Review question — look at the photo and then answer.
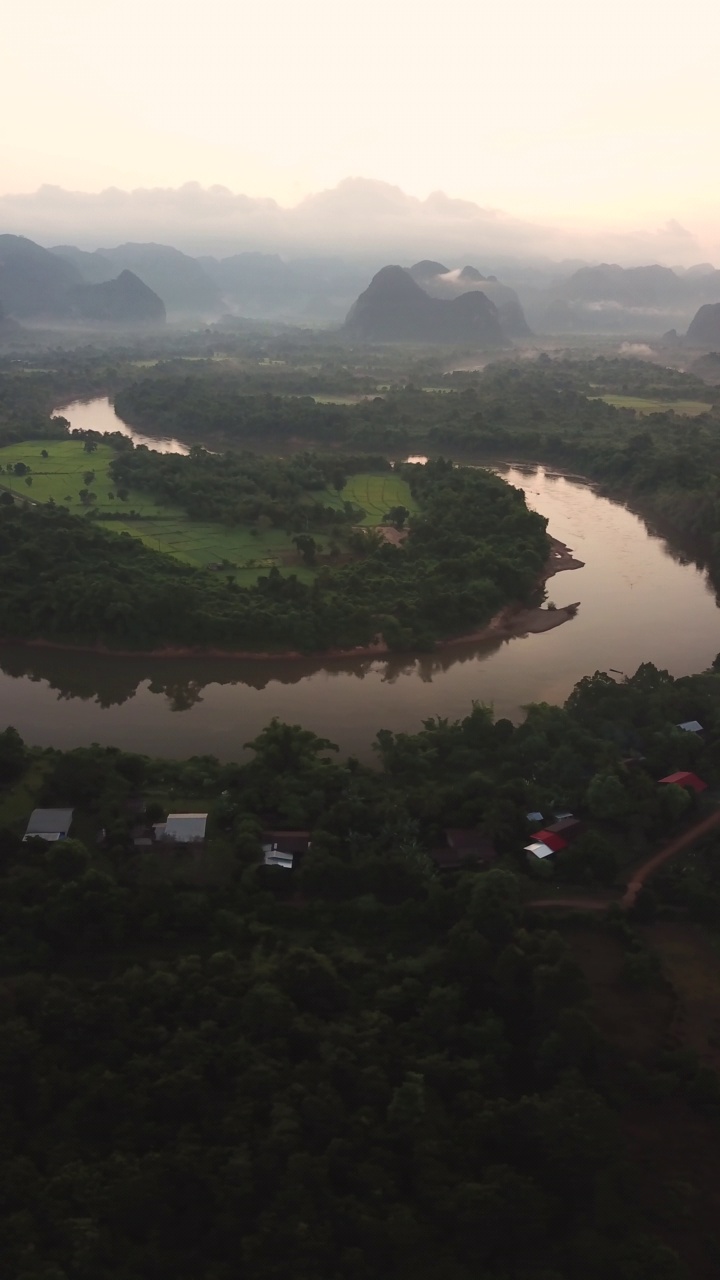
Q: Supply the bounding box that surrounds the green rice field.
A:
[591,394,712,416]
[0,439,416,578]
[323,472,418,526]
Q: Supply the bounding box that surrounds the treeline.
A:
[108,447,387,529]
[4,661,720,1276]
[0,460,548,651]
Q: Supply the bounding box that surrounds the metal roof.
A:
[525,841,555,859]
[677,721,703,733]
[24,808,73,836]
[163,813,208,842]
[264,850,294,869]
[659,771,707,792]
[526,811,543,822]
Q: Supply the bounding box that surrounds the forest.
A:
[3,660,720,1278]
[0,459,549,652]
[112,354,720,578]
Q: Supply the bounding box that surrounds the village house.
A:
[677,720,704,735]
[153,813,208,843]
[262,830,312,870]
[658,771,707,793]
[23,808,74,843]
[544,816,585,841]
[525,829,569,861]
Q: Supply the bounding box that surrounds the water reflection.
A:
[0,637,513,713]
[3,401,719,760]
[57,399,190,455]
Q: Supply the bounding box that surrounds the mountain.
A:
[408,260,451,283]
[408,261,532,337]
[94,243,222,318]
[67,271,166,325]
[537,262,720,334]
[0,298,21,337]
[50,245,117,284]
[0,234,165,326]
[686,303,720,346]
[344,266,505,345]
[0,234,82,318]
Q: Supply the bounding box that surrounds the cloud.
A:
[0,178,708,266]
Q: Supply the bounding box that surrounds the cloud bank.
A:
[0,178,709,267]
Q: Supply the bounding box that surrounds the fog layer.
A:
[0,179,708,267]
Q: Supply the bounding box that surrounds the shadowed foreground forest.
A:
[4,661,720,1277]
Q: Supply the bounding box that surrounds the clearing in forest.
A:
[0,439,415,578]
[591,394,712,416]
[323,472,418,526]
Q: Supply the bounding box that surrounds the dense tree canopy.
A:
[3,660,720,1277]
[0,459,548,652]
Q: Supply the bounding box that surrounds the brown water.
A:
[2,399,719,760]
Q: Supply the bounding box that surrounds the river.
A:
[1,397,719,761]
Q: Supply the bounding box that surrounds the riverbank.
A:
[6,537,583,663]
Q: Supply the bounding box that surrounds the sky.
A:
[3,0,720,257]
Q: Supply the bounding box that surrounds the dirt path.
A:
[620,808,720,909]
[529,807,720,915]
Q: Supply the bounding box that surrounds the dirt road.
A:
[620,807,720,909]
[528,807,720,915]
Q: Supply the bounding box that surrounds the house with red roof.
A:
[658,771,707,793]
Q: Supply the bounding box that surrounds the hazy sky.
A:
[3,0,720,239]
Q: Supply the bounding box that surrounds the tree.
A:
[41,449,49,458]
[586,773,630,820]
[24,476,32,487]
[293,534,317,566]
[0,491,13,507]
[383,504,410,529]
[83,439,98,453]
[0,726,26,783]
[83,470,96,486]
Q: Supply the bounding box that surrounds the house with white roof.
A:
[23,808,74,843]
[153,813,208,844]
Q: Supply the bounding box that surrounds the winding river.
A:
[1,398,719,761]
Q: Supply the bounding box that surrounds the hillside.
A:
[96,242,222,318]
[0,235,165,326]
[408,260,532,337]
[67,270,166,325]
[0,233,82,318]
[344,265,506,345]
[686,303,720,346]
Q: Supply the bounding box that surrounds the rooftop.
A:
[659,771,707,792]
[525,841,556,860]
[23,808,74,842]
[161,813,208,843]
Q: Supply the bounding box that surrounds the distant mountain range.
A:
[536,262,720,335]
[4,225,720,342]
[0,235,165,326]
[344,265,511,345]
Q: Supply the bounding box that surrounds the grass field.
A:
[0,439,416,577]
[591,394,712,416]
[322,472,418,526]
